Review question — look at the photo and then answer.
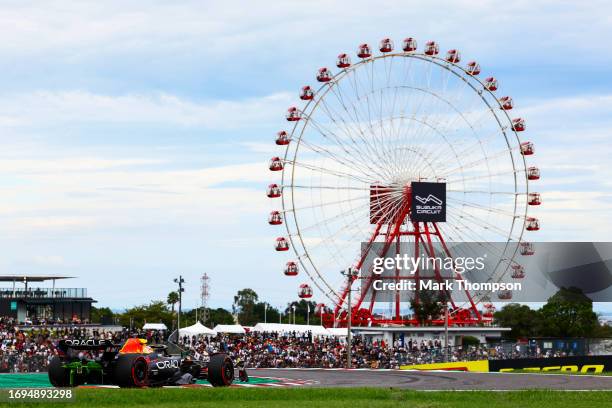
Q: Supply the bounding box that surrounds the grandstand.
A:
[0,275,97,324]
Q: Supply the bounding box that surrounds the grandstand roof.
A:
[0,274,74,282]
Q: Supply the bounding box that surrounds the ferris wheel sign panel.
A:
[410,182,446,222]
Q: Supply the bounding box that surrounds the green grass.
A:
[4,388,612,408]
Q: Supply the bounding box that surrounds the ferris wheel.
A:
[267,38,541,327]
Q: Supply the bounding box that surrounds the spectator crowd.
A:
[180,331,566,369]
[0,317,568,373]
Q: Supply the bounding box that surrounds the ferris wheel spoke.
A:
[446,197,527,220]
[323,86,399,177]
[288,185,370,191]
[446,168,520,184]
[295,191,401,236]
[424,126,509,176]
[288,159,375,184]
[436,222,513,278]
[351,62,397,167]
[446,203,521,241]
[387,114,465,182]
[447,196,520,218]
[304,106,396,180]
[290,194,368,213]
[299,138,389,181]
[399,89,480,180]
[296,199,406,262]
[438,219,517,266]
[304,107,381,170]
[405,62,500,193]
[439,146,514,178]
[447,189,516,195]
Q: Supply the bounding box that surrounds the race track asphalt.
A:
[252,368,612,390]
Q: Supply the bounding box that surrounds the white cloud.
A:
[0,90,292,129]
[1,1,611,65]
[0,157,271,233]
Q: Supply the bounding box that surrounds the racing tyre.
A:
[208,353,234,387]
[114,354,149,387]
[238,368,249,383]
[48,356,71,387]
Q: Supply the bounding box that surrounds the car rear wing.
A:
[58,339,116,351]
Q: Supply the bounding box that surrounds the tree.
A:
[233,288,259,326]
[208,307,235,326]
[493,303,540,339]
[167,291,179,313]
[284,300,319,325]
[537,287,599,338]
[253,302,280,324]
[410,289,445,325]
[119,301,173,329]
[90,306,114,324]
[180,307,235,327]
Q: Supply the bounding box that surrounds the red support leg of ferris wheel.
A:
[331,185,483,327]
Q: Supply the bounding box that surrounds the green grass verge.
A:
[4,388,612,408]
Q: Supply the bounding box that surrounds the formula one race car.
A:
[48,338,243,387]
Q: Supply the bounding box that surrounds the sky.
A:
[1,1,612,312]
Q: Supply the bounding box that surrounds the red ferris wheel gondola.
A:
[511,264,525,279]
[528,192,541,206]
[482,303,495,318]
[336,53,351,68]
[424,41,439,55]
[402,37,417,52]
[498,291,513,300]
[445,49,461,63]
[284,261,298,276]
[268,211,283,225]
[484,77,498,91]
[526,217,540,231]
[275,130,291,145]
[520,242,535,256]
[317,67,332,82]
[527,166,540,180]
[466,61,481,75]
[266,183,281,198]
[300,86,314,100]
[512,117,526,132]
[357,43,372,58]
[499,96,514,110]
[379,38,394,53]
[275,237,289,251]
[298,283,313,299]
[269,157,283,171]
[286,107,301,121]
[520,141,534,155]
[314,303,327,315]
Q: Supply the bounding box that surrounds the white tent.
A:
[179,322,217,337]
[213,324,246,334]
[252,323,330,336]
[143,323,167,330]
